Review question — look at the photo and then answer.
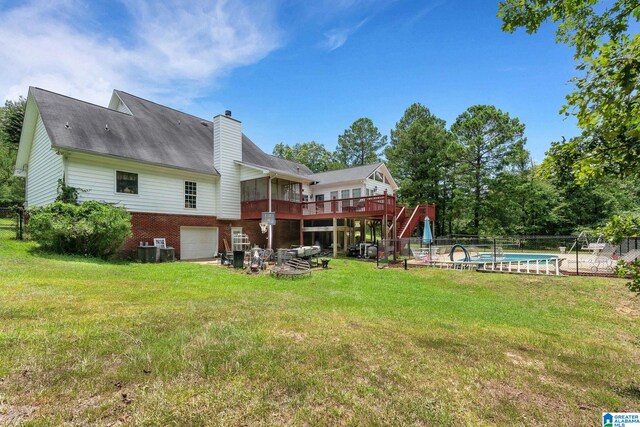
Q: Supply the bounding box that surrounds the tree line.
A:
[274,0,640,239]
[273,103,640,237]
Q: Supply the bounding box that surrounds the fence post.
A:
[18,209,23,240]
[575,238,579,276]
[493,237,497,258]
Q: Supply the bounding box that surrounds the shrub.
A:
[600,214,640,295]
[28,201,132,258]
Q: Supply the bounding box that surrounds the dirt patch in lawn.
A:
[0,403,39,425]
[615,300,640,318]
[505,351,544,370]
[482,379,566,413]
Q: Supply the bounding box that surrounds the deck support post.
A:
[333,217,338,258]
[343,221,348,253]
[267,175,272,250]
[392,211,398,261]
[299,219,304,246]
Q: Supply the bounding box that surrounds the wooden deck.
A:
[241,194,400,220]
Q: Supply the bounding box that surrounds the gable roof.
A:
[31,87,219,175]
[308,162,384,185]
[241,134,313,176]
[25,87,393,188]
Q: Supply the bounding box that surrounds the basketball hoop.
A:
[259,222,268,234]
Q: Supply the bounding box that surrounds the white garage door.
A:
[180,227,218,260]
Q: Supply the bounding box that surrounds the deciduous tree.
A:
[0,97,26,205]
[499,0,640,181]
[272,141,340,173]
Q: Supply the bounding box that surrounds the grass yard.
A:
[0,237,639,426]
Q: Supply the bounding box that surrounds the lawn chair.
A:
[588,244,617,272]
[411,248,431,262]
[619,249,640,264]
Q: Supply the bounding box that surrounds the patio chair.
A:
[588,244,617,272]
[619,249,640,263]
[411,248,431,262]
[582,242,606,254]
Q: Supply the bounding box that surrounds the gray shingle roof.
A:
[32,87,219,174]
[31,87,383,186]
[30,87,313,176]
[241,135,313,176]
[308,162,383,184]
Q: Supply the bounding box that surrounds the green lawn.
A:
[0,237,639,426]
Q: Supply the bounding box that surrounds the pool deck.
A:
[408,251,620,276]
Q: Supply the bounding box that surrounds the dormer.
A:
[108,91,133,115]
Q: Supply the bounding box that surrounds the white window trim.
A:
[184,180,197,210]
[114,169,140,196]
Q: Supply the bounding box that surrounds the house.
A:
[14,87,434,259]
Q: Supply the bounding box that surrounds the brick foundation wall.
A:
[121,213,304,259]
[124,212,268,259]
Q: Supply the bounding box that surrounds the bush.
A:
[601,214,640,295]
[28,201,132,258]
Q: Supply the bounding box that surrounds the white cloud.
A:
[321,18,368,51]
[405,0,446,27]
[0,0,281,105]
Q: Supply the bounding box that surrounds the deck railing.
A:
[241,199,302,220]
[241,193,397,220]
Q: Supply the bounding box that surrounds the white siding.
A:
[364,178,394,196]
[239,164,266,181]
[213,115,242,219]
[26,116,63,207]
[313,184,366,201]
[67,153,216,215]
[108,92,133,115]
[114,99,133,115]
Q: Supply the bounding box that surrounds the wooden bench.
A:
[270,258,311,278]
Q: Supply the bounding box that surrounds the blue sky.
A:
[0,0,580,161]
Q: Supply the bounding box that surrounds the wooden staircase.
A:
[394,204,426,239]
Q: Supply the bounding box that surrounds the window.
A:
[116,171,138,194]
[352,188,361,198]
[280,181,301,202]
[341,189,350,199]
[330,191,338,200]
[241,178,268,202]
[185,181,197,209]
[368,171,384,182]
